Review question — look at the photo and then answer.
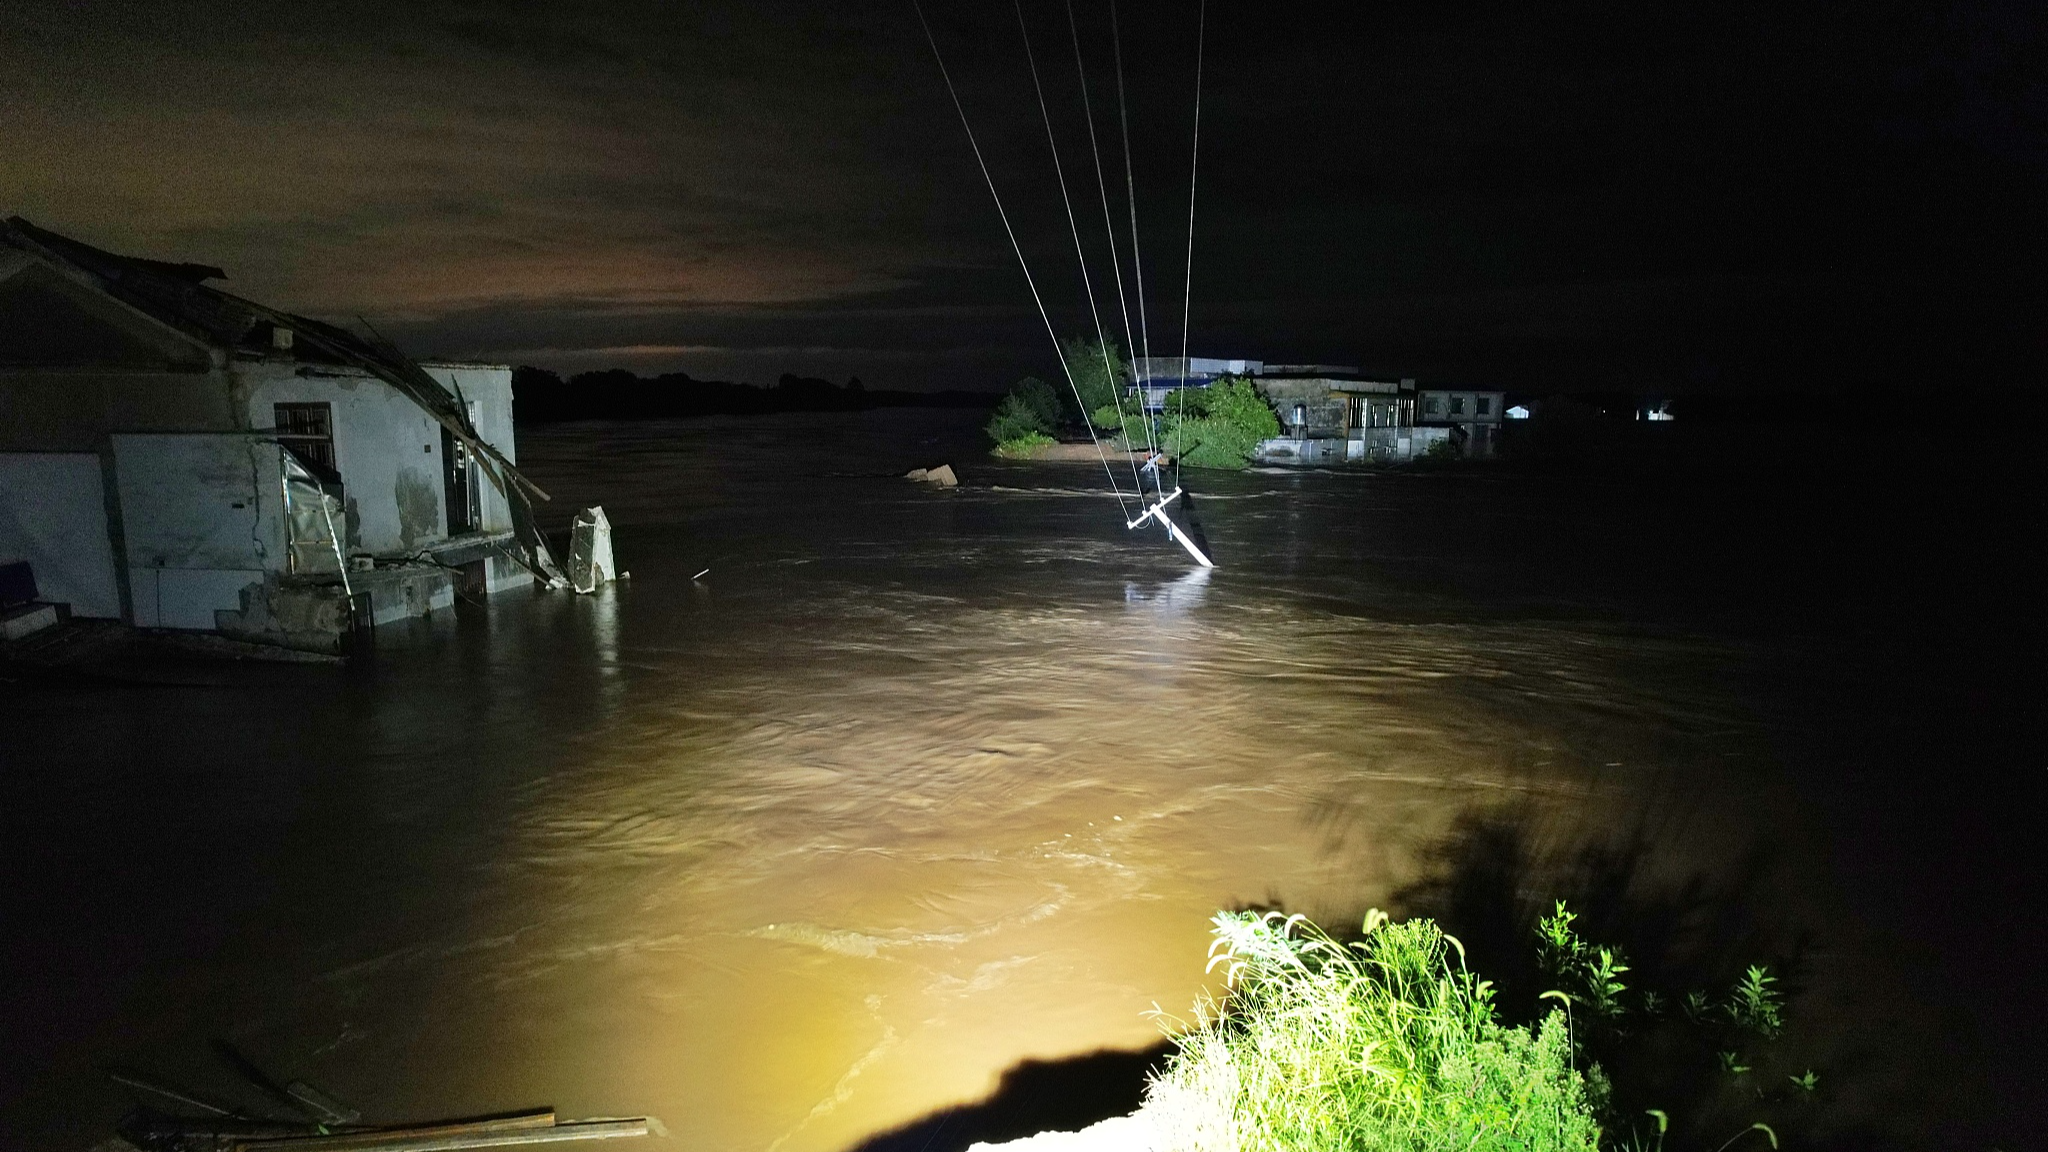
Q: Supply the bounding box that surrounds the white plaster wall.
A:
[239,362,449,555]
[239,362,520,555]
[0,451,122,617]
[1418,391,1507,426]
[108,434,286,628]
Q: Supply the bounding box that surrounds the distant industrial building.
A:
[1416,385,1508,457]
[0,218,555,654]
[1131,357,1502,464]
[1129,356,1265,411]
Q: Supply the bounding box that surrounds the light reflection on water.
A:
[473,586,1706,1152]
[0,411,2026,1151]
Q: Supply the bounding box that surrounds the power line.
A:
[909,0,1132,517]
[1175,0,1208,489]
[1016,0,1147,501]
[1108,0,1159,464]
[1064,0,1142,450]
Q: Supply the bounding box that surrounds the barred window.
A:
[275,402,336,473]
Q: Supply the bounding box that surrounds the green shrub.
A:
[1093,406,1155,450]
[1158,376,1281,469]
[986,394,1047,445]
[1090,397,1167,449]
[1167,416,1262,469]
[987,374,1066,445]
[1201,376,1283,439]
[988,374,1088,448]
[1536,902,1631,1019]
[1150,910,1602,1152]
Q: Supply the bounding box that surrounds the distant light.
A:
[1506,405,1531,420]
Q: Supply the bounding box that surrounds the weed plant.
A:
[1529,902,1811,1149]
[1149,904,1813,1151]
[1148,910,1602,1151]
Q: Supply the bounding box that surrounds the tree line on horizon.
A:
[510,366,994,424]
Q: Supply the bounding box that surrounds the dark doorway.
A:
[442,426,480,536]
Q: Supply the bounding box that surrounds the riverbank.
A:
[992,441,1164,464]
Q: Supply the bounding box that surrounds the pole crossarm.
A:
[1126,486,1214,568]
[1125,486,1184,530]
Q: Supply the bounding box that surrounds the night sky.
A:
[5,0,2042,392]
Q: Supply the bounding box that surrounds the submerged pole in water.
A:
[1127,487,1215,568]
[1160,510,1215,568]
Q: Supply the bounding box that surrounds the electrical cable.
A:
[1063,0,1145,470]
[1015,0,1148,502]
[1175,0,1207,490]
[1108,0,1159,466]
[910,0,1133,518]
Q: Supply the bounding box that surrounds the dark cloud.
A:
[3,0,2042,389]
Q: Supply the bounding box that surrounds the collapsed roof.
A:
[0,216,562,580]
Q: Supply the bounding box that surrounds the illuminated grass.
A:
[993,431,1057,457]
[1148,910,1602,1152]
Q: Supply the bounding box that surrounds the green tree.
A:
[1010,376,1062,431]
[1060,336,1129,420]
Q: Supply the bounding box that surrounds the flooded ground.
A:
[1,410,2038,1151]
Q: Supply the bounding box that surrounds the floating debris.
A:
[906,464,957,487]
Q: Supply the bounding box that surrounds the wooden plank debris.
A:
[232,1113,653,1152]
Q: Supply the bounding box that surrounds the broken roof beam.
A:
[238,299,550,505]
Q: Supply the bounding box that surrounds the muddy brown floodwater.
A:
[2,410,2039,1151]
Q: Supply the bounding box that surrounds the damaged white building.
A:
[0,217,559,654]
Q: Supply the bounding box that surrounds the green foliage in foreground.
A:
[1160,376,1282,469]
[1530,900,1807,1150]
[1149,910,1602,1152]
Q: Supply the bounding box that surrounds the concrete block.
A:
[484,552,534,594]
[0,602,59,641]
[217,576,351,656]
